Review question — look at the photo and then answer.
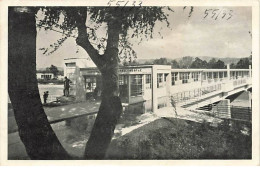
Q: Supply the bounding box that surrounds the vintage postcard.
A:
[0,0,259,166]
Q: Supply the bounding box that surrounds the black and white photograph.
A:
[0,0,259,165]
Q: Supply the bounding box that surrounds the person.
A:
[43,91,49,104]
[63,76,71,97]
[93,87,98,100]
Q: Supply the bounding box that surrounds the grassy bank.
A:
[106,118,251,159]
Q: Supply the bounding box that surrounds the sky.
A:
[36,6,252,68]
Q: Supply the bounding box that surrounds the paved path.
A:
[8,102,222,159]
[45,101,100,122]
[8,100,101,133]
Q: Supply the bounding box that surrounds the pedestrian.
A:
[43,91,49,104]
[93,87,98,100]
[63,76,71,97]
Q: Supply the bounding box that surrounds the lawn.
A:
[106,118,251,159]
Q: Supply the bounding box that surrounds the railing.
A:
[171,83,222,104]
[171,77,251,106]
[233,78,247,87]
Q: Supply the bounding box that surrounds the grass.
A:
[106,118,251,159]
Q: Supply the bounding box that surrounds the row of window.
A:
[118,74,151,96]
[41,75,53,79]
[170,71,248,85]
[117,70,250,96]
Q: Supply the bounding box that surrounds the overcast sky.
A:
[36,6,252,68]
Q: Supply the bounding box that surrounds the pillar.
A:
[152,66,158,113]
[249,65,252,78]
[227,64,230,80]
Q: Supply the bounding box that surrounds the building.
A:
[36,71,54,80]
[64,58,252,114]
[37,69,64,80]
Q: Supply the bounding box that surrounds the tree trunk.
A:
[8,7,70,160]
[83,20,123,159]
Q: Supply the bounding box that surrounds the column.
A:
[249,65,252,78]
[227,64,230,80]
[128,75,131,101]
[152,66,158,113]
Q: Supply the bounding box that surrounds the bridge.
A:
[63,58,252,122]
[169,68,252,122]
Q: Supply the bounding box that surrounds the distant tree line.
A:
[147,56,227,69]
[230,55,252,69]
[122,56,251,69]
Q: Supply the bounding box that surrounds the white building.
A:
[64,58,252,114]
[36,72,54,80]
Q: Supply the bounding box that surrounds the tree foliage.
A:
[153,57,171,65]
[37,7,174,60]
[235,58,250,69]
[178,56,194,69]
[190,57,207,68]
[46,64,59,76]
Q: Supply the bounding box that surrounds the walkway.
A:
[8,101,222,159]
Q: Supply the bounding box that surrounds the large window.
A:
[171,72,178,85]
[157,73,163,88]
[130,75,143,96]
[145,74,151,89]
[180,72,189,84]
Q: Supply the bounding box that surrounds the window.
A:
[224,72,227,78]
[171,72,178,85]
[203,72,207,80]
[207,72,212,79]
[192,72,199,82]
[213,72,218,79]
[119,75,128,98]
[164,74,167,82]
[219,72,223,78]
[145,74,151,89]
[130,75,143,96]
[119,75,127,85]
[180,72,189,84]
[157,73,163,88]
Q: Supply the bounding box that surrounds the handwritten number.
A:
[107,0,115,6]
[204,8,233,20]
[204,9,212,18]
[116,1,124,6]
[212,9,219,19]
[138,1,142,7]
[107,0,142,7]
[227,10,233,20]
[222,10,227,19]
[124,1,129,7]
